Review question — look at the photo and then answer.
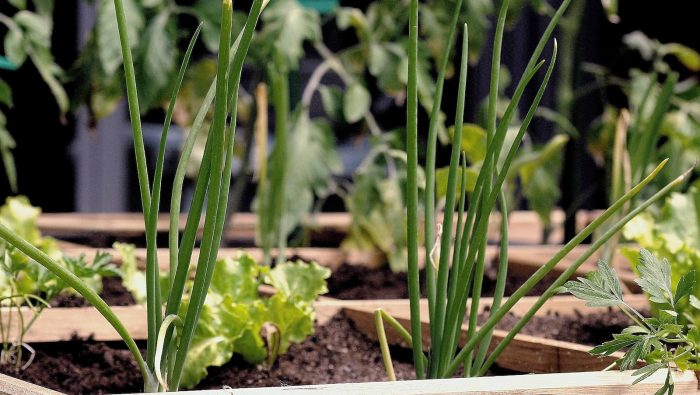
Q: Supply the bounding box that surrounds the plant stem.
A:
[374,310,396,381]
[406,0,425,379]
[112,0,151,215]
[423,0,465,334]
[169,0,233,388]
[431,23,469,378]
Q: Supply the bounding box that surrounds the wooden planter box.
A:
[3,370,697,394]
[36,209,599,246]
[57,243,640,297]
[0,295,690,395]
[5,295,649,370]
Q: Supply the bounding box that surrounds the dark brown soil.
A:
[0,314,416,393]
[1,308,630,393]
[327,264,558,299]
[198,313,418,389]
[1,339,143,394]
[50,276,135,307]
[481,308,635,346]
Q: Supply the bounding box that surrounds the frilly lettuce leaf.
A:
[179,253,330,389]
[113,242,148,304]
[265,260,330,303]
[178,295,250,388]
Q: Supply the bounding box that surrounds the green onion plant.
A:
[0,0,265,391]
[375,0,691,380]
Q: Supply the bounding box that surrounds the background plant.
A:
[0,0,67,192]
[562,250,700,394]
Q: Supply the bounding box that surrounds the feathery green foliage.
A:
[563,250,700,394]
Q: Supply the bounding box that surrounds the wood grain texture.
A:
[142,370,699,394]
[36,210,595,245]
[0,373,63,395]
[344,295,649,374]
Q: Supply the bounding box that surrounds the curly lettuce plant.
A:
[113,245,331,388]
[563,249,700,394]
[372,0,690,381]
[0,0,266,391]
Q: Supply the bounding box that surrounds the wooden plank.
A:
[507,244,640,292]
[0,374,63,395]
[59,246,387,271]
[59,245,500,272]
[344,295,649,374]
[5,295,648,348]
[37,210,584,244]
[178,370,698,394]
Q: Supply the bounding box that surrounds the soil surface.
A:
[481,307,636,346]
[50,276,135,307]
[327,264,558,299]
[1,308,631,393]
[1,314,417,394]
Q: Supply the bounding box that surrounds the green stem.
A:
[169,1,233,389]
[472,189,508,374]
[374,310,397,381]
[424,0,465,337]
[406,0,425,379]
[112,0,151,215]
[431,23,469,378]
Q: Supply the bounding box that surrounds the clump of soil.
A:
[327,263,558,300]
[480,308,636,346]
[50,276,135,307]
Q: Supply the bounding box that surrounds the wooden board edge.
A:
[167,370,699,394]
[0,373,63,395]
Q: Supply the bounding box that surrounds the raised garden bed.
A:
[56,244,639,300]
[0,294,676,394]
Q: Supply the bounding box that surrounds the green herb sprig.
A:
[563,249,700,394]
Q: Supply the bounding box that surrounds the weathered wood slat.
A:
[172,370,699,394]
[37,210,596,244]
[0,373,63,395]
[5,296,649,374]
[507,244,639,291]
[344,295,649,374]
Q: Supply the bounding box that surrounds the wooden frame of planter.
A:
[35,209,599,246]
[0,294,693,394]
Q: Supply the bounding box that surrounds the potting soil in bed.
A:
[2,306,633,394]
[50,276,136,307]
[1,314,417,394]
[480,307,637,346]
[327,264,559,299]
